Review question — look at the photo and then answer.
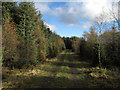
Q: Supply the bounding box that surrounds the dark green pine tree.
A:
[2,2,17,20]
[111,27,119,66]
[17,2,37,68]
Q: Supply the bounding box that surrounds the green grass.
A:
[2,51,120,88]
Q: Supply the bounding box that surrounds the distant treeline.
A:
[63,27,120,68]
[2,2,65,69]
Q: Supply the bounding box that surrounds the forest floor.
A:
[2,50,120,88]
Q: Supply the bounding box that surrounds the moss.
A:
[59,66,70,73]
[56,72,70,79]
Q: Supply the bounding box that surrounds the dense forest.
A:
[1,2,120,88]
[2,2,65,69]
[63,26,120,68]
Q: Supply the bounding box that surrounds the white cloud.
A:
[81,0,119,22]
[34,0,119,28]
[83,25,87,29]
[44,22,58,31]
[34,2,50,14]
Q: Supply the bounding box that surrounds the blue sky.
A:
[34,0,115,37]
[41,6,88,37]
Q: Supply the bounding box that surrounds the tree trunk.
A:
[98,41,102,68]
[98,27,102,68]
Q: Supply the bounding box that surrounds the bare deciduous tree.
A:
[94,12,106,68]
[108,1,120,30]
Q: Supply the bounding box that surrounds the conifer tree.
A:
[17,2,37,67]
